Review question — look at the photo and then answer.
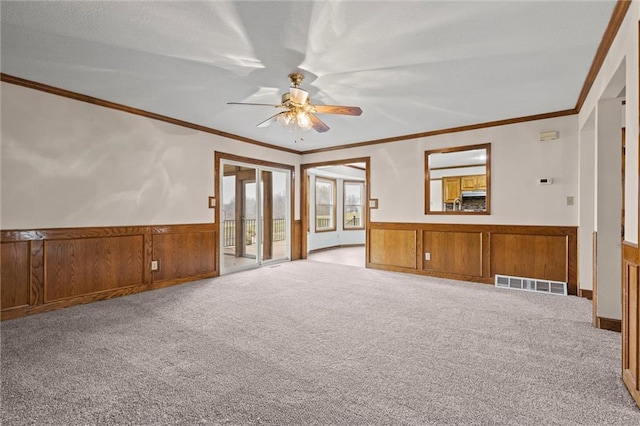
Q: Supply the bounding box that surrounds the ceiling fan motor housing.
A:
[287,87,309,105]
[288,73,304,87]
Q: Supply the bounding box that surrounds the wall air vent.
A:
[495,274,567,296]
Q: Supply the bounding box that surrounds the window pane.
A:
[344,183,362,204]
[316,181,332,204]
[315,178,335,231]
[344,181,364,229]
[344,206,363,228]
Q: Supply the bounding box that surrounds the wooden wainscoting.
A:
[367,222,577,294]
[1,224,218,320]
[623,241,640,405]
[490,233,568,283]
[369,229,417,270]
[578,289,594,300]
[423,230,483,277]
[45,233,146,302]
[151,224,217,287]
[1,240,31,312]
[292,220,302,260]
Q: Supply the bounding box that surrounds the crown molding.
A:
[575,0,632,112]
[301,109,577,155]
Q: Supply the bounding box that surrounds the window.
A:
[315,178,336,231]
[343,181,364,229]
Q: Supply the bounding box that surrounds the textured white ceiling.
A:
[1,1,616,152]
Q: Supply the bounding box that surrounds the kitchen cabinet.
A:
[443,177,461,203]
[461,174,486,191]
[461,176,476,191]
[476,175,487,190]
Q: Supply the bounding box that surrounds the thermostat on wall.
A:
[538,177,553,185]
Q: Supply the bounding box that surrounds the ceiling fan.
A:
[227,73,362,133]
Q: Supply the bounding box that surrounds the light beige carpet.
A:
[2,260,639,425]
[308,246,365,268]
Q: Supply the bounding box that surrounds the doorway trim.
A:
[214,151,295,273]
[300,157,371,260]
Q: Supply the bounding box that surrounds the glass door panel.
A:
[261,169,289,264]
[221,164,258,273]
[243,180,257,260]
[220,161,290,274]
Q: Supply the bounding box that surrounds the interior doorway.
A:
[301,157,370,266]
[217,154,293,275]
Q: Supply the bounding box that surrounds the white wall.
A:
[579,2,639,245]
[596,98,623,319]
[576,2,639,320]
[578,111,596,292]
[303,114,579,226]
[0,83,300,229]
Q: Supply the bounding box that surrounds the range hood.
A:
[461,190,486,197]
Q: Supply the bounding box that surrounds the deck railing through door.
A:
[223,219,287,247]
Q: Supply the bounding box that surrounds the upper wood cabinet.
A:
[461,176,476,191]
[443,177,461,202]
[461,175,486,191]
[476,175,487,190]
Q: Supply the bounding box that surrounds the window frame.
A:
[315,177,337,232]
[343,180,365,230]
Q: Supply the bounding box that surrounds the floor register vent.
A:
[495,274,567,296]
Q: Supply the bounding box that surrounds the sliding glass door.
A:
[220,161,290,274]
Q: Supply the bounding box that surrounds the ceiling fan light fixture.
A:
[277,112,293,126]
[296,111,312,130]
[289,87,309,105]
[228,73,360,135]
[276,110,313,132]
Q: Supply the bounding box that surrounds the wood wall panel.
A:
[598,317,622,333]
[628,263,637,377]
[368,222,577,293]
[490,234,567,283]
[143,230,153,285]
[292,220,302,260]
[2,222,576,319]
[44,235,145,302]
[152,229,216,282]
[1,242,30,309]
[30,240,45,307]
[423,231,482,277]
[1,223,217,320]
[623,241,640,406]
[369,229,417,269]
